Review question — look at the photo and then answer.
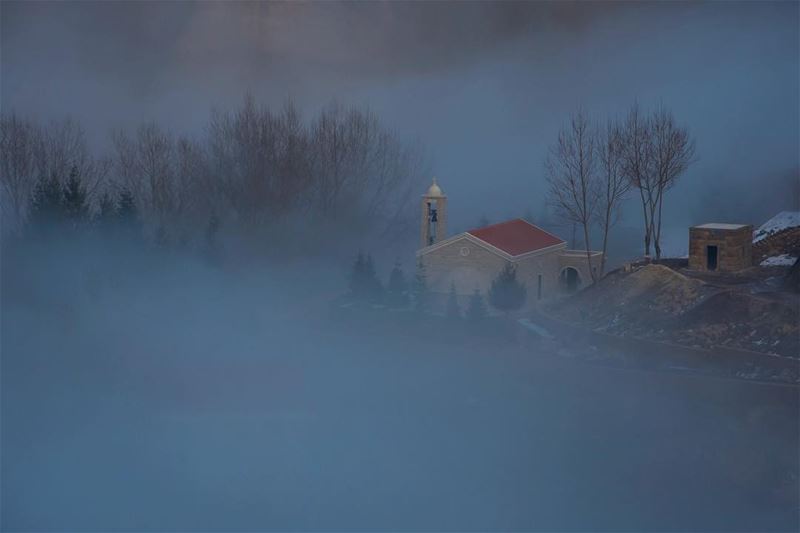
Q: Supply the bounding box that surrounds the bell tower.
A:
[420,177,447,248]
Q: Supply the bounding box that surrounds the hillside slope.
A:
[547,264,799,357]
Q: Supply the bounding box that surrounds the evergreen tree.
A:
[386,260,409,308]
[116,188,137,225]
[95,191,117,239]
[62,165,89,226]
[363,253,383,303]
[97,192,116,221]
[411,260,430,313]
[27,174,64,234]
[466,288,488,322]
[349,252,366,296]
[446,282,461,321]
[348,251,383,303]
[114,187,141,242]
[489,263,527,315]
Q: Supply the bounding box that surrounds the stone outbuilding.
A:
[688,223,753,272]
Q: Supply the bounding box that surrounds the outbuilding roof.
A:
[468,219,565,256]
[693,223,749,230]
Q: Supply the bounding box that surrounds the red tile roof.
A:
[468,219,565,256]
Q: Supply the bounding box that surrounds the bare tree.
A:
[620,103,657,258]
[545,109,599,281]
[649,106,696,259]
[35,119,90,184]
[36,118,109,205]
[112,122,181,236]
[595,119,630,276]
[5,94,425,248]
[173,135,213,238]
[1,115,108,234]
[308,102,423,238]
[0,114,39,234]
[203,96,425,245]
[620,104,696,260]
[273,102,314,212]
[207,96,311,229]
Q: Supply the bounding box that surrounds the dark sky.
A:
[2,1,798,246]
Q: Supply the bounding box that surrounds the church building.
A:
[416,178,602,305]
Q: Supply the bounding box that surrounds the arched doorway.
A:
[560,267,582,293]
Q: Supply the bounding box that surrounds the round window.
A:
[460,246,470,257]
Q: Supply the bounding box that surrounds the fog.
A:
[2,2,799,531]
[3,234,798,531]
[2,2,798,232]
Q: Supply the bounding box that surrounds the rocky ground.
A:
[753,226,800,267]
[546,263,799,358]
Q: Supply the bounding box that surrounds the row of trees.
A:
[348,255,528,318]
[545,103,696,278]
[0,116,110,235]
[445,264,526,322]
[348,253,431,311]
[26,165,139,236]
[1,96,427,251]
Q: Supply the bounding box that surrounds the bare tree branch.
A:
[545,109,600,281]
[596,119,630,275]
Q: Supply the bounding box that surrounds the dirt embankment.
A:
[753,226,800,266]
[547,264,799,358]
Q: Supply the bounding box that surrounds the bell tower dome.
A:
[420,177,447,248]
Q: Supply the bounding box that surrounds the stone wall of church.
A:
[514,250,565,304]
[557,252,602,288]
[419,237,507,296]
[419,237,570,308]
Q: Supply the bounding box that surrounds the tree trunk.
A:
[583,222,595,282]
[648,209,658,260]
[638,187,651,257]
[600,206,611,277]
[654,186,666,260]
[647,184,664,261]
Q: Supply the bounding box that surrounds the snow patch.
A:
[760,254,797,267]
[753,211,800,242]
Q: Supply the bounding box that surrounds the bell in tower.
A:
[420,177,448,248]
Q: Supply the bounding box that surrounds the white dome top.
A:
[426,177,444,197]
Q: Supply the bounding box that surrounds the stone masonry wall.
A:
[556,253,601,288]
[420,236,507,296]
[420,237,567,307]
[688,226,753,272]
[515,250,564,302]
